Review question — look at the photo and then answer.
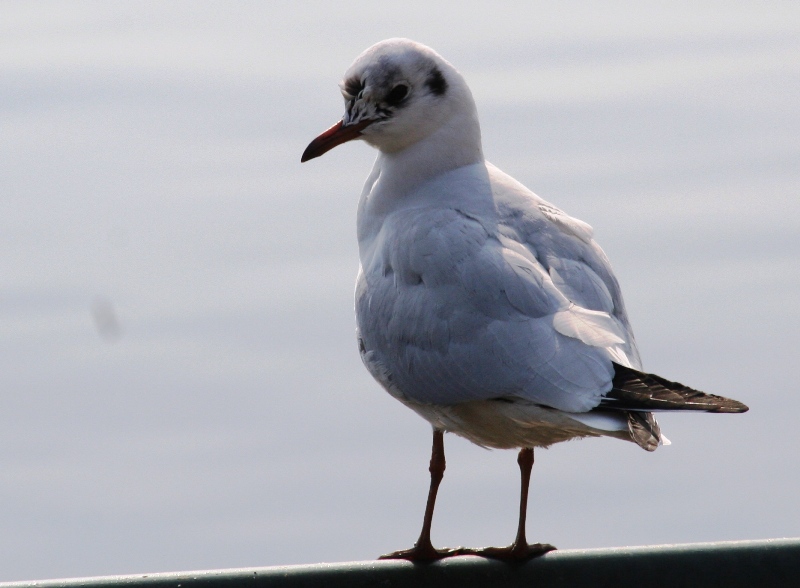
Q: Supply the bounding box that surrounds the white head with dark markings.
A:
[302,38,479,162]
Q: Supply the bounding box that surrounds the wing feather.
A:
[602,364,750,413]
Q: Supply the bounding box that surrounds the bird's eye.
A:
[385,84,409,106]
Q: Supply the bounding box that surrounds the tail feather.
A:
[627,411,661,452]
[602,364,749,413]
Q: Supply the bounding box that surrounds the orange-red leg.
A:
[460,447,556,561]
[379,430,463,561]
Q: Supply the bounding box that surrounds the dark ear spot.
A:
[425,67,447,96]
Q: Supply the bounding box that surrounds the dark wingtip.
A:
[710,401,749,414]
[605,363,751,414]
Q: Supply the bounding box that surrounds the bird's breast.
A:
[354,204,547,405]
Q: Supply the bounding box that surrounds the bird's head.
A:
[301,39,477,162]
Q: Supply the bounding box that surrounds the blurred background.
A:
[1,1,798,581]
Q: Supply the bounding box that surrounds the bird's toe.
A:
[378,544,468,562]
[457,542,556,562]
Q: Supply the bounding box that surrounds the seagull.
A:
[301,38,748,562]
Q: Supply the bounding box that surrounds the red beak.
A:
[301,119,372,162]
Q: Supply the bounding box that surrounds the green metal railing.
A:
[3,538,799,588]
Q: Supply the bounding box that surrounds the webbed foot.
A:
[457,542,556,562]
[378,544,467,562]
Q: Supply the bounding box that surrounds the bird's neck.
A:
[374,108,484,197]
[357,110,490,254]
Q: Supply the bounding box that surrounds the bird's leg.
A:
[379,429,463,561]
[510,447,536,552]
[415,429,445,553]
[459,447,556,561]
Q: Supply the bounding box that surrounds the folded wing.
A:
[602,364,749,413]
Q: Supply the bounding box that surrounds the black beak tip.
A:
[300,144,317,163]
[301,119,367,164]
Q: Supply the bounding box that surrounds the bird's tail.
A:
[626,411,662,452]
[600,364,748,452]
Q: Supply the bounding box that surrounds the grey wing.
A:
[357,198,636,413]
[460,163,645,411]
[356,162,645,414]
[490,162,642,370]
